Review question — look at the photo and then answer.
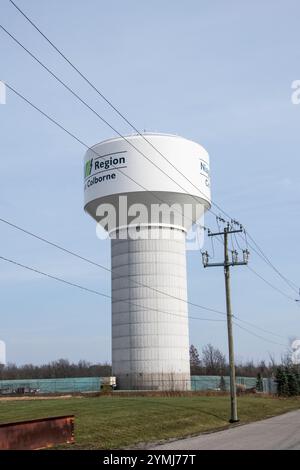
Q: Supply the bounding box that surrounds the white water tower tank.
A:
[84,133,211,390]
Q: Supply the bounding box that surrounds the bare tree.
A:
[266,353,278,377]
[190,344,202,374]
[202,343,226,375]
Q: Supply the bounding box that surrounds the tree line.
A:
[0,343,297,383]
[275,365,300,396]
[190,343,300,395]
[190,343,279,377]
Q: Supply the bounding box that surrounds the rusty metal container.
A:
[0,415,74,450]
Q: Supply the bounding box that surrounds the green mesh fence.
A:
[191,375,257,391]
[0,376,274,394]
[0,377,101,394]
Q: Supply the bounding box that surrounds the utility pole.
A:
[202,220,250,423]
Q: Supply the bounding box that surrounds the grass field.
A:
[0,395,300,449]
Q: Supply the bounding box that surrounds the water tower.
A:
[84,133,211,390]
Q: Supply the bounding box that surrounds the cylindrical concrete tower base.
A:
[111,226,191,390]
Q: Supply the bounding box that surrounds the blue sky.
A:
[0,0,300,365]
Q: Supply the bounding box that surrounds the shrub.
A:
[256,373,263,392]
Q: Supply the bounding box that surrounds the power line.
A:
[216,220,300,300]
[233,232,243,251]
[7,0,220,218]
[3,17,299,300]
[3,7,299,320]
[1,215,292,343]
[2,85,296,342]
[0,23,216,220]
[247,265,296,302]
[245,231,299,295]
[201,220,294,342]
[0,254,225,324]
[5,82,205,235]
[0,215,225,316]
[215,219,299,299]
[232,316,287,340]
[2,253,290,351]
[230,226,299,299]
[230,223,299,296]
[0,252,290,350]
[224,223,299,298]
[0,254,111,298]
[233,321,288,348]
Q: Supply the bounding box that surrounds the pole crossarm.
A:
[204,261,248,268]
[208,229,244,237]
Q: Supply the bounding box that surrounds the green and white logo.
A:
[84,158,93,177]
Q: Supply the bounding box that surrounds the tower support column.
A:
[111,225,191,390]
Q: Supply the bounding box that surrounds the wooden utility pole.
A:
[202,222,249,422]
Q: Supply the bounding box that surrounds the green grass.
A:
[0,395,299,449]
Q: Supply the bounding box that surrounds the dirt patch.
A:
[0,394,76,401]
